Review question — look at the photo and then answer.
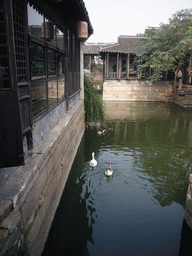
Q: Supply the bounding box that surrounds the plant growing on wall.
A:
[84,74,105,122]
[136,9,192,93]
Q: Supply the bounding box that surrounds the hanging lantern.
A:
[42,22,54,41]
[77,21,88,40]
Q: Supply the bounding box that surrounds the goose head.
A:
[105,159,113,177]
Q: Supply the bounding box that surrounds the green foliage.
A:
[149,72,163,84]
[91,59,103,72]
[4,240,29,256]
[96,63,103,72]
[135,9,192,88]
[84,75,105,122]
[29,43,46,77]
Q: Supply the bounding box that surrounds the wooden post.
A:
[106,52,109,79]
[103,58,105,82]
[189,53,192,85]
[119,53,121,79]
[126,53,130,79]
[117,53,119,79]
[88,55,91,71]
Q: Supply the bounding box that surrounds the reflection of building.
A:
[0,0,93,254]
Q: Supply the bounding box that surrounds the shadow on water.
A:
[42,102,192,256]
[179,219,192,256]
[42,134,94,256]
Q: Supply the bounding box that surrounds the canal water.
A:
[42,102,192,256]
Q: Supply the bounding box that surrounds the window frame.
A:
[27,2,66,119]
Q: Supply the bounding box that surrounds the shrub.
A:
[84,75,105,122]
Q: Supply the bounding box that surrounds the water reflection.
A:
[42,137,95,255]
[43,102,192,255]
[102,102,192,208]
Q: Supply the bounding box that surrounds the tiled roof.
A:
[100,36,146,54]
[83,43,111,54]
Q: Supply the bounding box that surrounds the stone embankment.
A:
[0,100,85,256]
[184,174,192,230]
[175,85,192,110]
[103,80,173,102]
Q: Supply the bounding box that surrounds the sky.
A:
[84,0,192,43]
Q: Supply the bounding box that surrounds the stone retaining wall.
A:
[184,174,192,231]
[175,86,192,110]
[103,80,173,102]
[0,100,85,255]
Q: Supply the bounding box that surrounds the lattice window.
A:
[27,2,67,117]
[12,0,27,83]
[0,0,3,10]
[0,0,10,89]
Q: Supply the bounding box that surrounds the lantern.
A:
[42,22,54,41]
[77,21,88,40]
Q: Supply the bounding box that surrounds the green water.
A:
[42,102,192,256]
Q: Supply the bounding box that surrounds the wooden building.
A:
[83,42,109,72]
[100,36,173,102]
[100,36,145,81]
[0,1,93,254]
[0,0,93,168]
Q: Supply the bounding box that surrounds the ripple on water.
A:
[43,103,191,255]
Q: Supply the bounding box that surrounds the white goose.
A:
[97,129,106,135]
[105,159,113,177]
[90,152,97,168]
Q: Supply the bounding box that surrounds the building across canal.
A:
[84,37,192,109]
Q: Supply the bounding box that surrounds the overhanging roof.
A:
[100,36,146,54]
[32,0,94,36]
[83,43,111,54]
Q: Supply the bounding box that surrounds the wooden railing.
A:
[108,72,117,79]
[108,71,137,79]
